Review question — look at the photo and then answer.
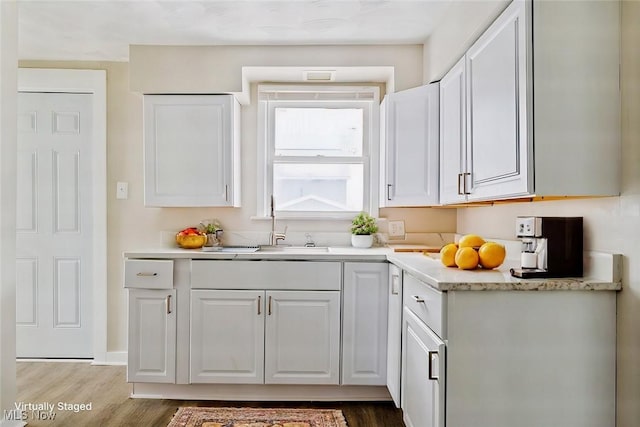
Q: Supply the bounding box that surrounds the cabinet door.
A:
[143,94,240,207]
[386,264,403,407]
[190,290,264,384]
[265,291,340,385]
[342,262,389,385]
[127,289,176,383]
[439,56,467,205]
[466,0,531,201]
[401,307,445,427]
[382,84,439,207]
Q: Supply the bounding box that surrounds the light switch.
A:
[116,182,128,200]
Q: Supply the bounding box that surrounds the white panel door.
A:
[127,289,176,383]
[143,94,238,207]
[16,92,93,358]
[342,262,389,385]
[190,290,265,384]
[386,264,403,407]
[439,57,467,205]
[265,291,340,385]
[466,0,530,200]
[382,84,439,206]
[402,308,446,427]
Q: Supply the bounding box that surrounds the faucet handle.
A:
[305,233,316,247]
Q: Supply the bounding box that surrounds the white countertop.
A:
[124,247,622,291]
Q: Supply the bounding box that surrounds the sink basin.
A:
[259,245,329,253]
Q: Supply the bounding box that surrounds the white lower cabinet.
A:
[342,262,389,386]
[190,288,340,385]
[190,290,264,384]
[401,307,445,427]
[386,264,403,407]
[265,291,341,384]
[127,289,176,383]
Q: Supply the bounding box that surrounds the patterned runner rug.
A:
[167,407,348,427]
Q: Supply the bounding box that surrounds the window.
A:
[257,85,380,219]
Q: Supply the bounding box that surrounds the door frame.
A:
[18,68,107,363]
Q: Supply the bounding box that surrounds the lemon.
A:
[478,242,506,269]
[458,234,486,249]
[440,243,458,267]
[455,247,479,270]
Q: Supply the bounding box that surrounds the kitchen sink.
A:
[259,245,329,253]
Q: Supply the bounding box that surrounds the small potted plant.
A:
[350,212,378,248]
[199,219,223,247]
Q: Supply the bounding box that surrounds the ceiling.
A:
[18,0,453,61]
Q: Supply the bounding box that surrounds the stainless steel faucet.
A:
[270,195,287,245]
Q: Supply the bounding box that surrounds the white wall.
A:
[424,1,640,426]
[422,0,509,83]
[0,1,17,424]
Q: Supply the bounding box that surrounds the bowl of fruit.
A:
[175,227,207,249]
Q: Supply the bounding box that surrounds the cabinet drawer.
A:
[124,259,174,289]
[403,272,446,338]
[191,260,341,290]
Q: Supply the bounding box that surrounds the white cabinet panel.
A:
[381,84,439,207]
[143,94,240,207]
[386,264,403,407]
[190,290,264,384]
[402,307,445,427]
[439,57,467,205]
[265,290,340,385]
[127,289,176,383]
[466,0,530,200]
[342,262,388,385]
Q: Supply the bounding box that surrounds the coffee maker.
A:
[510,216,583,278]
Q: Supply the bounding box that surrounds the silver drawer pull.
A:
[136,272,158,277]
[166,294,172,314]
[413,295,425,303]
[428,350,438,381]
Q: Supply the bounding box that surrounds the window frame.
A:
[256,85,380,220]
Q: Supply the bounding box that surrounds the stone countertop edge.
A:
[386,252,622,292]
[123,248,622,292]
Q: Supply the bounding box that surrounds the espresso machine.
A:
[510,216,583,278]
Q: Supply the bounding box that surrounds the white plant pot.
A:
[351,234,374,248]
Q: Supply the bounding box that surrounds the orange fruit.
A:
[478,242,506,269]
[440,243,458,267]
[454,247,479,270]
[458,234,486,249]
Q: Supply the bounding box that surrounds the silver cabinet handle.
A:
[391,274,400,295]
[166,294,172,314]
[413,295,425,303]
[136,272,158,277]
[224,184,229,201]
[457,173,463,195]
[257,295,261,315]
[387,184,392,201]
[463,172,471,195]
[268,295,272,315]
[428,350,438,380]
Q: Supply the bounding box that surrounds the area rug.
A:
[167,407,348,427]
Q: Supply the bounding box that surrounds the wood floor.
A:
[16,362,405,427]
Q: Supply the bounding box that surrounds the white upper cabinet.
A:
[465,1,530,201]
[143,94,241,207]
[439,57,467,205]
[381,84,439,207]
[439,0,620,204]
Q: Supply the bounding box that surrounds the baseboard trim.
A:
[92,351,127,366]
[131,383,392,401]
